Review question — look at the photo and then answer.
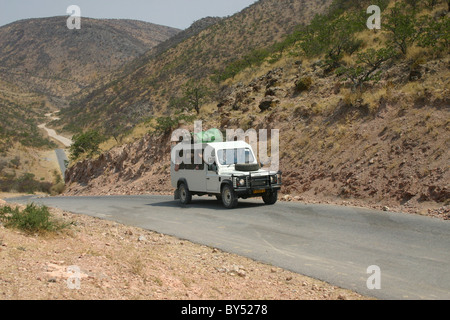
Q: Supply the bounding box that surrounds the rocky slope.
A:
[63,0,449,219]
[64,50,449,220]
[0,16,179,188]
[0,17,180,100]
[58,0,333,133]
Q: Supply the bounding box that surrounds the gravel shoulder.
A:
[0,198,370,300]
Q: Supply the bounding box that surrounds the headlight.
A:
[270,175,277,184]
[234,177,246,187]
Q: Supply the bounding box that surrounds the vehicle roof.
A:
[206,141,252,149]
[174,141,253,150]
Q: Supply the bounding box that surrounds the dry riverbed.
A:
[0,198,370,300]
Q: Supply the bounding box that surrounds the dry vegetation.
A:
[58,0,333,134]
[0,17,179,99]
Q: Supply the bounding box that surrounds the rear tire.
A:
[221,184,238,209]
[179,183,192,205]
[262,190,278,205]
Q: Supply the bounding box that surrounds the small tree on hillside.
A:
[181,81,211,115]
[336,47,396,91]
[298,13,363,71]
[417,15,450,55]
[70,130,104,160]
[384,2,422,55]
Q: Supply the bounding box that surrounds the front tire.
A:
[179,183,192,205]
[221,184,238,209]
[262,190,278,205]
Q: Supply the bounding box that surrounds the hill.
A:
[58,0,333,134]
[64,0,449,218]
[0,17,180,100]
[0,16,180,192]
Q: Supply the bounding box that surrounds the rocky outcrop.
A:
[65,134,172,196]
[65,57,449,219]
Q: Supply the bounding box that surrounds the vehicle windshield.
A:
[217,148,255,166]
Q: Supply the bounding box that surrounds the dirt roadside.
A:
[0,197,370,300]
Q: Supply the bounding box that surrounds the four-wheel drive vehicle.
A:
[171,141,282,209]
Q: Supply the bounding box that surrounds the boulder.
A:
[258,96,279,112]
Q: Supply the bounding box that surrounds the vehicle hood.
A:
[219,168,277,176]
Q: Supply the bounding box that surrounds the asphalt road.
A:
[6,195,450,300]
[55,149,69,180]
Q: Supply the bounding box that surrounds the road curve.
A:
[38,123,73,148]
[38,112,72,179]
[6,195,450,300]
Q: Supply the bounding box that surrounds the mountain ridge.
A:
[0,16,181,99]
[58,0,334,133]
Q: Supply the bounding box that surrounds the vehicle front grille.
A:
[251,178,268,187]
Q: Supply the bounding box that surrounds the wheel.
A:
[178,183,192,205]
[221,184,238,209]
[262,190,278,205]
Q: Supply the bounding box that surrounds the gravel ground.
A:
[0,199,370,300]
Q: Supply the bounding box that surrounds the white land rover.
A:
[171,141,282,209]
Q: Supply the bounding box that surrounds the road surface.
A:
[55,149,69,180]
[6,195,450,300]
[38,112,72,179]
[38,123,72,148]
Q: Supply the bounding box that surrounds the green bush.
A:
[295,77,313,93]
[70,130,104,160]
[154,117,179,134]
[0,204,68,234]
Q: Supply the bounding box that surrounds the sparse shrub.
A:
[0,204,68,234]
[154,117,179,134]
[50,182,65,195]
[384,2,422,55]
[336,47,396,91]
[70,130,104,160]
[297,11,363,70]
[294,77,313,93]
[417,15,450,55]
[0,173,52,194]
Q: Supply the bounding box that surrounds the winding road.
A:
[6,195,450,300]
[38,112,72,179]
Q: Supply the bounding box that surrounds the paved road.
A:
[55,149,69,180]
[38,112,72,179]
[6,195,450,300]
[38,123,73,148]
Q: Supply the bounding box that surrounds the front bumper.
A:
[232,172,282,197]
[234,185,281,197]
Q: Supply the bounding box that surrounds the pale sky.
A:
[0,0,258,29]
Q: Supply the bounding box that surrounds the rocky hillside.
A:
[64,55,449,219]
[64,0,449,219]
[0,16,179,191]
[58,0,333,134]
[0,17,180,100]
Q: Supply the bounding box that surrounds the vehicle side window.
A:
[181,150,205,171]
